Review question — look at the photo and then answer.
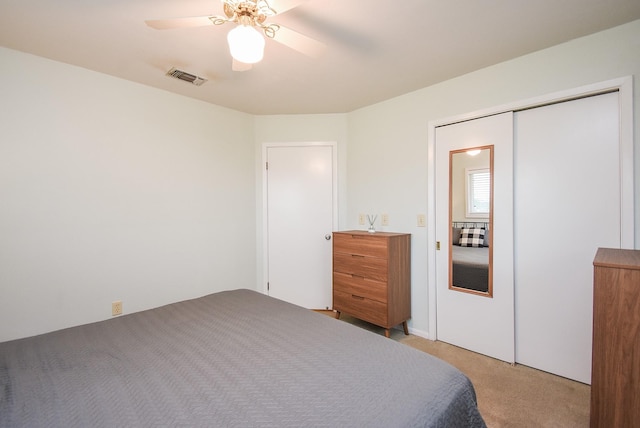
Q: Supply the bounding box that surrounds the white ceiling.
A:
[1,0,639,115]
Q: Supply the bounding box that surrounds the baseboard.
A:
[408,327,435,341]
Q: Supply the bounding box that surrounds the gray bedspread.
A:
[0,289,485,427]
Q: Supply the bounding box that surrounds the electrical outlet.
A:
[381,214,389,226]
[112,300,123,316]
[358,213,366,225]
[417,214,426,227]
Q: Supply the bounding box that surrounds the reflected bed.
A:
[452,245,489,292]
[452,224,489,293]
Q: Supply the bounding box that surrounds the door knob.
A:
[325,234,332,240]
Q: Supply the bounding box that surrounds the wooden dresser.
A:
[332,230,411,338]
[591,248,640,428]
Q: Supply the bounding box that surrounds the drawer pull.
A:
[351,254,365,258]
[351,274,365,280]
[351,294,365,300]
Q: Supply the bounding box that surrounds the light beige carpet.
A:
[330,313,590,428]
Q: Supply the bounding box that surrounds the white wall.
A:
[2,19,639,343]
[0,48,256,342]
[346,19,640,337]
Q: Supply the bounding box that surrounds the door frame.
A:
[261,141,338,297]
[426,76,634,340]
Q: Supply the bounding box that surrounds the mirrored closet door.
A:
[433,89,630,384]
[435,112,515,364]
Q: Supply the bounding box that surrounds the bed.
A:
[0,289,485,427]
[452,224,489,293]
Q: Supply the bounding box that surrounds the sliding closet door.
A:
[435,112,515,363]
[514,92,621,384]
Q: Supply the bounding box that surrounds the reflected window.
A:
[466,168,490,217]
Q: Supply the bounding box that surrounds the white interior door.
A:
[435,112,515,363]
[265,144,335,309]
[514,92,621,384]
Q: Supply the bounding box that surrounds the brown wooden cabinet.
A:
[591,248,640,428]
[332,230,411,338]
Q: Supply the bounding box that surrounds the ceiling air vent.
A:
[166,68,207,86]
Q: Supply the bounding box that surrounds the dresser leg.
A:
[384,329,391,338]
[335,310,341,320]
[402,321,409,335]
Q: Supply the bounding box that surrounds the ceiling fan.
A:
[145,0,326,71]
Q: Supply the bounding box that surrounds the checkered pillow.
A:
[459,228,485,247]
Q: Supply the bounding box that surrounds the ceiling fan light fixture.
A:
[227,24,265,64]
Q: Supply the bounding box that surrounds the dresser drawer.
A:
[333,253,388,281]
[333,232,388,258]
[333,289,387,327]
[333,271,387,303]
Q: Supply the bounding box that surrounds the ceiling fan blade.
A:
[232,59,253,72]
[272,25,326,58]
[270,0,309,15]
[145,16,214,30]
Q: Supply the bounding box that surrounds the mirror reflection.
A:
[449,146,493,297]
